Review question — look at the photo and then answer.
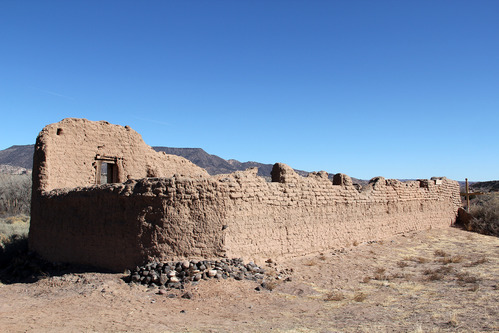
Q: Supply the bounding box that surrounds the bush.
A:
[0,174,31,217]
[0,215,30,241]
[469,194,499,236]
[0,234,28,269]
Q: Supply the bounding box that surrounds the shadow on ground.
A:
[0,235,109,284]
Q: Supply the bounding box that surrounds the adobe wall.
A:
[29,119,461,271]
[29,177,231,271]
[220,166,461,260]
[32,118,208,192]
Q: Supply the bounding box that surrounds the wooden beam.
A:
[466,178,470,212]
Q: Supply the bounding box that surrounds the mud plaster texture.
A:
[29,118,462,272]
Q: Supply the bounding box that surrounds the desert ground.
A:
[0,227,498,333]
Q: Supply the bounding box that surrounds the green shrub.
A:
[469,194,499,236]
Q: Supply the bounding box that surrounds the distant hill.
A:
[470,181,499,193]
[0,145,34,170]
[153,146,309,178]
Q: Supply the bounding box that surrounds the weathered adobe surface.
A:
[31,118,208,192]
[29,119,461,271]
[221,166,461,261]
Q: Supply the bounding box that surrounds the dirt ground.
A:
[1,227,498,332]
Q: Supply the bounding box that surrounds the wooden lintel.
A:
[95,155,123,163]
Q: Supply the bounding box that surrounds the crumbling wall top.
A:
[32,118,209,192]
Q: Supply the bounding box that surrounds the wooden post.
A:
[465,178,470,212]
[95,160,102,185]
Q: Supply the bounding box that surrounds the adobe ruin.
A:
[29,118,461,271]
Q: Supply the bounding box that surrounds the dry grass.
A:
[426,272,444,281]
[436,255,464,264]
[261,280,277,291]
[468,284,479,292]
[411,256,430,264]
[264,268,278,278]
[434,249,447,257]
[324,291,344,301]
[436,266,453,274]
[448,313,459,327]
[373,267,388,280]
[395,272,412,279]
[422,268,445,281]
[422,266,453,277]
[456,273,479,284]
[397,260,409,268]
[353,292,367,302]
[464,257,488,267]
[304,259,317,266]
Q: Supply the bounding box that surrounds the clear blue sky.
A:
[1,1,498,181]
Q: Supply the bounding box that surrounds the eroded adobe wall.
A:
[32,118,208,192]
[29,176,230,271]
[31,165,460,271]
[29,119,461,271]
[30,118,211,270]
[220,166,461,261]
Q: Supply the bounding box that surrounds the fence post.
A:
[465,178,470,212]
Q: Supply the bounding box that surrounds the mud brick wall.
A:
[32,118,208,192]
[30,177,231,271]
[220,167,461,261]
[29,119,461,271]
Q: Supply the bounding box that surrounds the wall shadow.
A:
[0,236,111,284]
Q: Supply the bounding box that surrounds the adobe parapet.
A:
[29,119,461,271]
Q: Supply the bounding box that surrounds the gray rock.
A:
[126,258,267,290]
[159,275,168,285]
[181,291,193,299]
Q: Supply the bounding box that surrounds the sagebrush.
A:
[469,194,499,236]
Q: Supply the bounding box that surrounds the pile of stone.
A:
[125,258,266,289]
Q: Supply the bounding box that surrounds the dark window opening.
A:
[57,128,63,135]
[95,155,122,185]
[100,162,117,184]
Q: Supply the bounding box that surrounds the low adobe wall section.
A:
[29,119,461,271]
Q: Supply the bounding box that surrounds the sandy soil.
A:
[1,227,498,332]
